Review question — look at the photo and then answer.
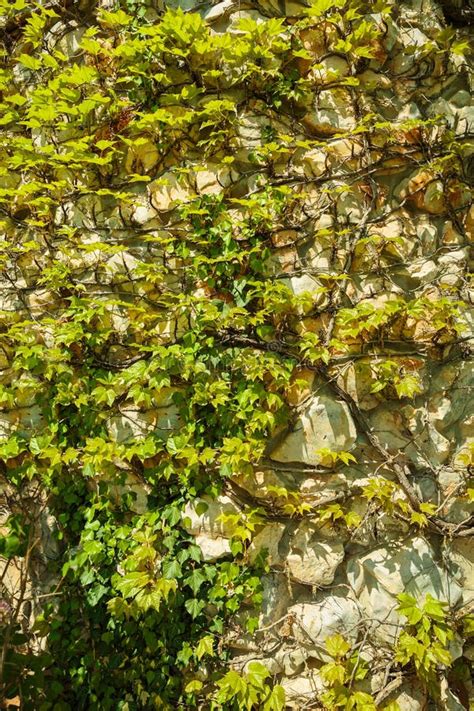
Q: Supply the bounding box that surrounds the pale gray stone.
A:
[107,404,181,442]
[281,671,325,709]
[289,593,360,661]
[384,678,428,711]
[271,391,357,465]
[182,495,240,538]
[194,534,232,561]
[347,537,462,644]
[287,522,345,586]
[259,573,293,625]
[248,522,286,566]
[444,538,474,604]
[277,647,307,676]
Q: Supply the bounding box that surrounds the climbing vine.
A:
[0,0,472,708]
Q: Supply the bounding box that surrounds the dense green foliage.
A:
[0,0,472,708]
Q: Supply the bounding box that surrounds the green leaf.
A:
[185,679,203,694]
[184,569,206,595]
[195,635,214,660]
[115,571,149,598]
[17,54,42,70]
[263,685,286,711]
[325,633,351,658]
[162,559,182,579]
[247,661,270,690]
[185,598,205,619]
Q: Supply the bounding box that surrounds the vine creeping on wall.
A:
[0,0,473,708]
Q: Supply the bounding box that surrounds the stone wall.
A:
[0,0,473,707]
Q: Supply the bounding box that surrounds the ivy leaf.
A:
[185,598,205,619]
[263,685,286,711]
[320,661,346,684]
[17,54,42,70]
[247,661,270,690]
[325,633,351,658]
[184,569,206,595]
[195,635,214,660]
[162,559,182,579]
[423,594,447,621]
[184,679,203,694]
[115,571,149,598]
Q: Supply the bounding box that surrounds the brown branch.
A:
[217,331,474,537]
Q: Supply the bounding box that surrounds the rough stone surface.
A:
[271,391,357,464]
[286,522,345,586]
[182,495,240,560]
[289,594,360,661]
[248,522,286,566]
[347,537,463,644]
[2,0,473,705]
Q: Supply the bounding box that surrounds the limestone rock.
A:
[275,647,307,676]
[131,198,158,226]
[194,535,232,561]
[241,655,283,676]
[46,22,85,57]
[302,148,328,177]
[336,362,379,411]
[445,538,474,604]
[183,495,240,538]
[347,537,463,644]
[182,495,241,561]
[259,573,293,625]
[396,170,446,214]
[287,541,344,586]
[271,391,357,465]
[203,0,234,21]
[336,187,365,223]
[0,406,44,438]
[231,468,293,501]
[107,404,181,442]
[287,523,345,586]
[367,402,452,469]
[313,56,350,82]
[248,522,286,566]
[384,678,429,711]
[125,140,159,174]
[289,593,360,661]
[281,671,325,709]
[149,173,192,211]
[439,678,466,711]
[195,164,234,194]
[303,89,356,136]
[102,471,150,515]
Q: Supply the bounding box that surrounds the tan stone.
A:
[299,23,338,61]
[248,522,286,565]
[125,140,159,174]
[271,391,357,465]
[149,173,192,211]
[303,89,356,136]
[195,164,233,195]
[287,541,344,586]
[287,522,344,586]
[402,170,446,214]
[107,403,181,442]
[286,368,315,407]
